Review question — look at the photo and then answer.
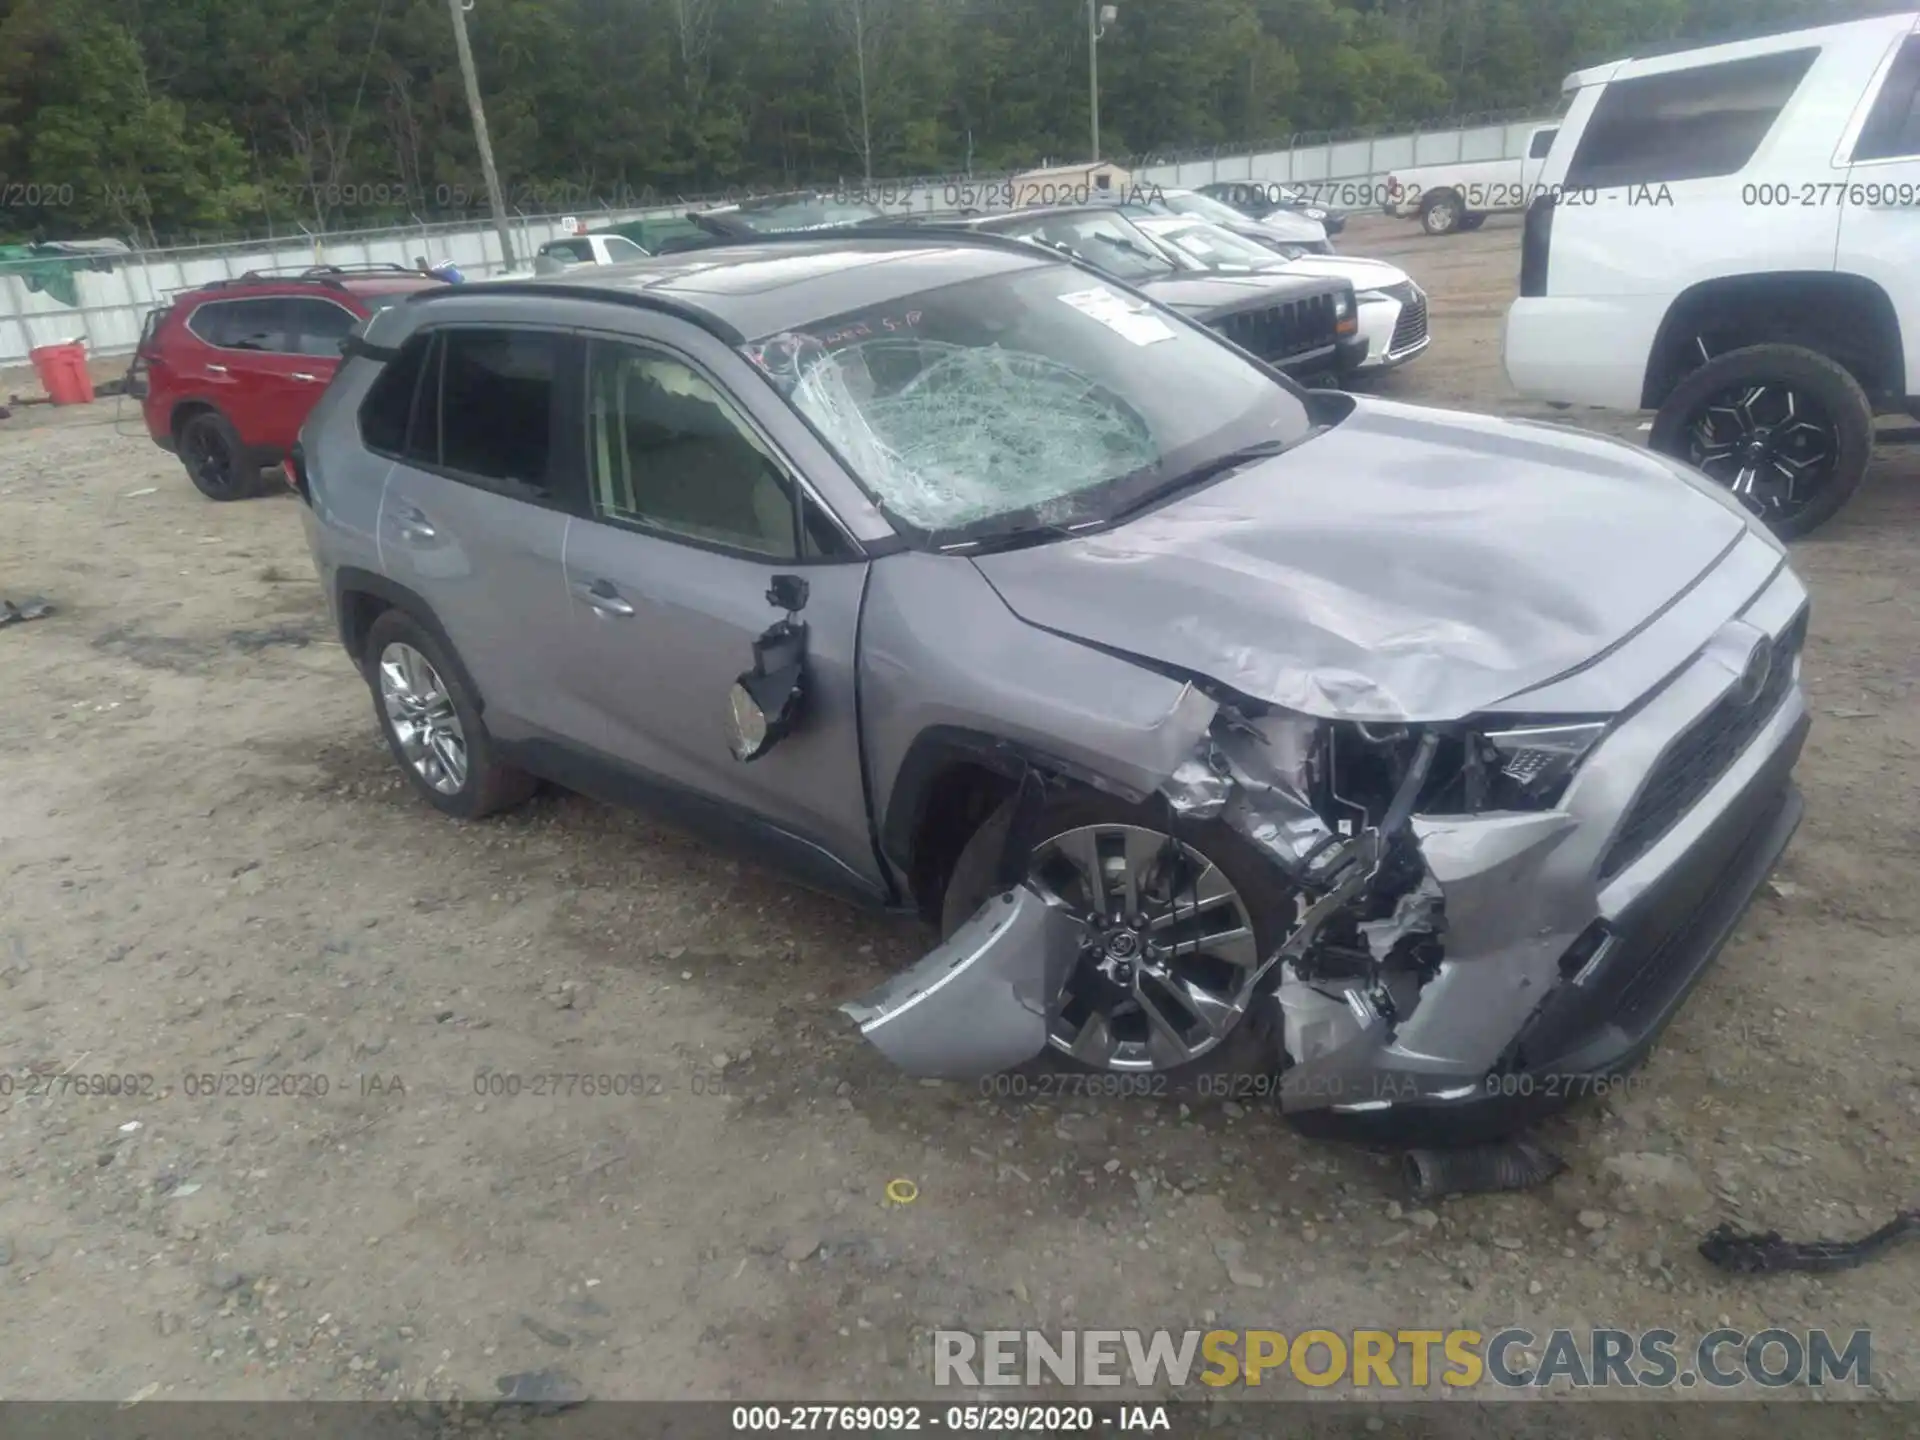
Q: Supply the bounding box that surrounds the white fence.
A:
[0,115,1550,370]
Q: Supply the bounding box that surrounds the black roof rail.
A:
[399,278,751,347]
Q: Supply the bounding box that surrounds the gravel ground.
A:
[0,217,1916,1411]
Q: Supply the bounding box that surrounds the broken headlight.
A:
[1480,721,1607,808]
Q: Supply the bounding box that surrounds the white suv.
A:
[1504,10,1920,536]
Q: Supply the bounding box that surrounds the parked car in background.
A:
[135,263,446,500]
[662,191,891,253]
[1505,9,1920,537]
[892,205,1365,380]
[293,232,1810,1143]
[1144,186,1333,253]
[1130,213,1429,372]
[532,232,651,274]
[1197,179,1347,235]
[1382,123,1560,234]
[592,215,710,254]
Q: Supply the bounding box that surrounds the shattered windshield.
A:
[741,262,1313,539]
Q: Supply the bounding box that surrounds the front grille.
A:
[1599,609,1807,881]
[1211,292,1338,366]
[1385,282,1427,354]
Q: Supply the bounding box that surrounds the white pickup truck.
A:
[1381,123,1560,235]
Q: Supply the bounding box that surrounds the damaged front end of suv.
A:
[844,535,1809,1144]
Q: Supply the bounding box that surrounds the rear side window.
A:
[189,297,290,352]
[285,298,359,357]
[1854,35,1920,161]
[439,329,562,487]
[1565,48,1818,186]
[359,333,433,455]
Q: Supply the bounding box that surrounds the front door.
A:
[559,332,882,899]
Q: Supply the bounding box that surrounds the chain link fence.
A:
[0,106,1555,368]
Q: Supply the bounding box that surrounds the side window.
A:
[439,329,560,486]
[190,298,288,352]
[1564,48,1818,187]
[1528,127,1558,160]
[358,332,433,455]
[585,338,801,558]
[544,240,590,262]
[1854,36,1920,162]
[286,298,358,357]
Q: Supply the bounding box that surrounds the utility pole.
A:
[1088,2,1115,162]
[448,0,515,269]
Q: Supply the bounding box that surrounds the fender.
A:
[331,565,488,712]
[878,723,1140,878]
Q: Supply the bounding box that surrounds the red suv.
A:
[135,265,446,500]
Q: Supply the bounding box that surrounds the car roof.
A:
[413,234,1054,341]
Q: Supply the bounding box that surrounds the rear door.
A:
[559,326,882,899]
[1838,28,1920,404]
[183,297,309,454]
[270,295,360,447]
[373,325,591,746]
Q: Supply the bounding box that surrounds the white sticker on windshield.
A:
[1056,286,1175,346]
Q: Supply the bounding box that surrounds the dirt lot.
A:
[1,217,1917,1411]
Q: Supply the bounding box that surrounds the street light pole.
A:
[1088,2,1116,163]
[448,0,516,270]
[1088,0,1100,162]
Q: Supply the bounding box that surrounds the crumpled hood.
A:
[970,398,1750,721]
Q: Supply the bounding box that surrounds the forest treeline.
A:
[0,0,1900,243]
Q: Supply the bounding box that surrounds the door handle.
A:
[573,579,635,617]
[393,505,436,542]
[205,363,229,374]
[291,371,322,383]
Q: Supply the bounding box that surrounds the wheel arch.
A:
[880,726,1125,924]
[168,397,223,440]
[1641,272,1905,411]
[332,566,489,715]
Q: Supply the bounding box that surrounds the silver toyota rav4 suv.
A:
[295,232,1810,1142]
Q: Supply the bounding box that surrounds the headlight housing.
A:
[1480,721,1609,808]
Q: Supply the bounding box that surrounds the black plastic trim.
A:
[330,567,487,712]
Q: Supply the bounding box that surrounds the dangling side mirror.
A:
[724,574,811,763]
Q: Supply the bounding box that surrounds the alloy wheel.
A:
[1684,382,1838,526]
[1026,823,1261,1072]
[1424,199,1457,234]
[378,642,468,795]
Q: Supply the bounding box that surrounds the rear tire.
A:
[941,787,1294,1093]
[1419,190,1462,236]
[362,608,537,820]
[177,410,261,501]
[1649,343,1873,539]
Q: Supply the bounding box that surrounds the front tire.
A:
[941,787,1294,1088]
[1649,343,1873,539]
[362,609,537,820]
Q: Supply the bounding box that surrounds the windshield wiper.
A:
[1105,440,1293,522]
[938,519,1104,555]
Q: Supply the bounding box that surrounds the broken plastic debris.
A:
[0,597,54,626]
[1699,1210,1919,1275]
[118,1120,142,1133]
[1402,1141,1565,1202]
[494,1366,589,1409]
[839,883,1080,1080]
[123,487,158,498]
